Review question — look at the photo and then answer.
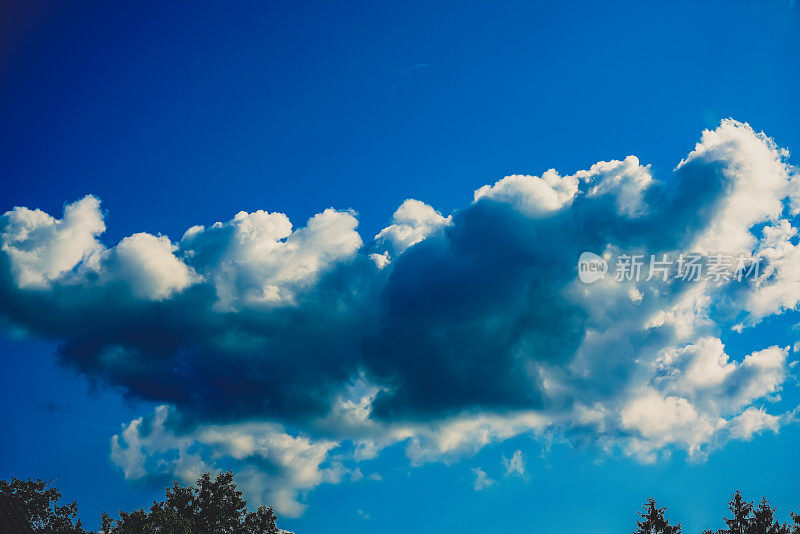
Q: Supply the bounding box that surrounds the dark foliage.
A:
[7,473,800,534]
[643,491,800,534]
[635,497,681,534]
[0,477,85,534]
[0,472,282,534]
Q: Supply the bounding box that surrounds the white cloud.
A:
[597,338,790,461]
[732,346,788,407]
[405,412,550,465]
[1,195,105,288]
[473,154,652,218]
[745,220,800,320]
[472,467,495,491]
[502,450,525,477]
[656,337,735,392]
[679,119,793,254]
[474,169,579,217]
[111,405,342,517]
[0,196,364,308]
[181,207,362,310]
[577,155,652,216]
[375,199,451,255]
[101,233,200,300]
[369,251,391,269]
[727,407,781,440]
[620,390,721,459]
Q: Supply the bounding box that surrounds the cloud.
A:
[619,390,720,460]
[110,405,343,517]
[727,406,782,440]
[181,207,362,310]
[472,467,495,491]
[1,195,105,288]
[2,119,800,513]
[404,412,549,465]
[579,156,652,217]
[503,450,525,477]
[473,168,580,217]
[103,233,200,300]
[375,199,451,256]
[678,120,793,254]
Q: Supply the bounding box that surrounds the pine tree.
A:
[789,510,800,534]
[749,497,789,534]
[634,497,682,534]
[725,491,754,534]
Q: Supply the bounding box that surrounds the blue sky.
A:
[2,1,800,532]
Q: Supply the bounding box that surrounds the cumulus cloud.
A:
[0,195,105,288]
[103,233,200,300]
[655,338,787,410]
[473,169,580,217]
[727,406,782,440]
[678,120,792,254]
[577,155,653,216]
[375,199,451,256]
[180,207,362,310]
[746,219,800,320]
[2,119,800,513]
[620,390,720,460]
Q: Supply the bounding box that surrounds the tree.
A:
[789,510,800,534]
[750,497,790,534]
[634,497,681,534]
[194,472,247,534]
[1,472,283,534]
[147,482,194,533]
[102,471,283,534]
[725,491,754,534]
[0,477,87,534]
[113,508,149,534]
[241,505,280,534]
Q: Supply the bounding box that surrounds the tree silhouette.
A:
[242,505,281,534]
[12,473,800,534]
[749,497,789,534]
[194,472,247,534]
[103,471,281,534]
[725,491,754,534]
[0,477,86,533]
[789,509,800,534]
[698,492,796,534]
[634,497,682,534]
[1,472,281,534]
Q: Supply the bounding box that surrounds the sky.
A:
[2,1,800,533]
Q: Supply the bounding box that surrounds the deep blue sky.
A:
[2,1,800,532]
